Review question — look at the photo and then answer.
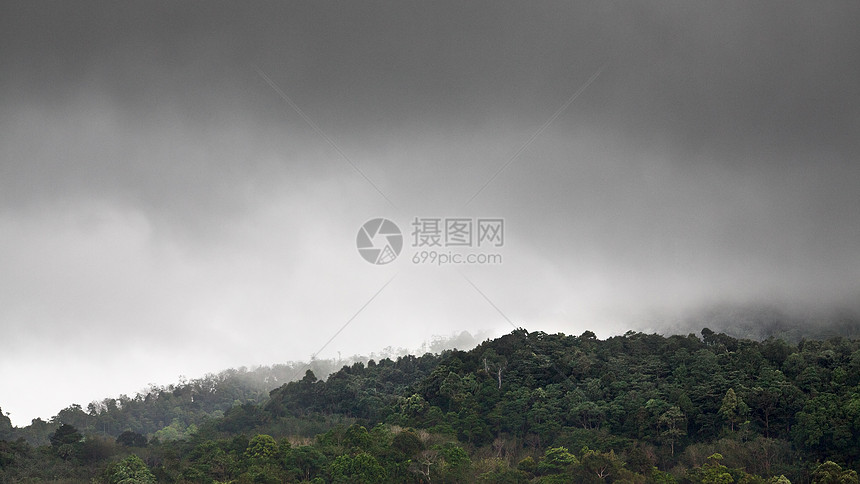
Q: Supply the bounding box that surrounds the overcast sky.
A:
[2,1,859,427]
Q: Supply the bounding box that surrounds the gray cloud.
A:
[1,1,859,426]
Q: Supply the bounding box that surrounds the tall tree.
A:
[658,406,687,456]
[49,424,82,448]
[718,388,748,432]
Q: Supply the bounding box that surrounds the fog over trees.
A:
[4,324,860,483]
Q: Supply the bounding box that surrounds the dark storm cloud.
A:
[1,1,859,425]
[617,3,860,171]
[3,2,858,205]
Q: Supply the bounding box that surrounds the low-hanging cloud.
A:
[1,1,859,426]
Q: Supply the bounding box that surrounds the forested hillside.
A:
[3,360,344,447]
[2,332,482,448]
[3,328,860,483]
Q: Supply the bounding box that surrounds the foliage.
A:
[812,460,860,484]
[116,430,147,447]
[107,454,156,484]
[50,423,83,448]
[4,328,860,483]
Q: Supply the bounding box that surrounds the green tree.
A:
[686,453,734,484]
[329,452,386,484]
[344,424,373,450]
[719,389,748,432]
[440,372,466,411]
[438,442,472,482]
[659,406,687,456]
[399,393,429,420]
[538,446,578,475]
[49,423,83,459]
[811,461,859,484]
[54,404,91,431]
[579,446,623,482]
[518,455,537,475]
[244,434,279,461]
[116,430,147,447]
[50,423,82,447]
[747,370,789,438]
[284,445,326,481]
[108,454,156,484]
[392,429,424,458]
